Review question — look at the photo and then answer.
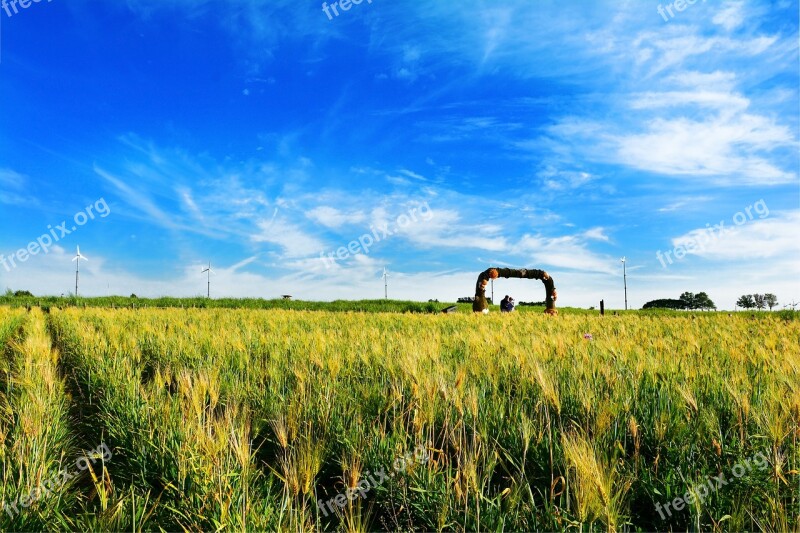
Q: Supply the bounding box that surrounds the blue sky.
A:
[0,0,798,309]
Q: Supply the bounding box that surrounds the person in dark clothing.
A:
[500,295,515,312]
[473,267,557,314]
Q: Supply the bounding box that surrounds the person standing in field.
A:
[500,295,515,312]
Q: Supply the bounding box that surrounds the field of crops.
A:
[0,306,798,531]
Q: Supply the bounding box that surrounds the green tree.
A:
[679,292,696,309]
[764,293,778,311]
[753,293,766,310]
[642,298,687,310]
[737,295,755,309]
[693,292,716,311]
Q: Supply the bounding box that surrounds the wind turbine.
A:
[72,246,88,297]
[202,261,214,299]
[620,257,628,311]
[382,267,389,299]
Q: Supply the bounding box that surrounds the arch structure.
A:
[473,268,557,314]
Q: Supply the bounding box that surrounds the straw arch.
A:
[473,267,557,314]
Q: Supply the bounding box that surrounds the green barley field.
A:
[1,303,798,532]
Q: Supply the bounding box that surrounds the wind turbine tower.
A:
[72,246,88,296]
[382,267,389,299]
[621,257,628,311]
[202,261,214,299]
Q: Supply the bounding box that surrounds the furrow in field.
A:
[48,307,279,531]
[0,309,80,531]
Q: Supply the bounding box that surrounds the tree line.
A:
[643,292,716,310]
[736,293,778,310]
[644,291,781,311]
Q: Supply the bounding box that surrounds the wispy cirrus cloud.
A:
[0,168,40,207]
[307,206,367,228]
[670,210,800,262]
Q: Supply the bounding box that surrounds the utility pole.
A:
[383,268,389,299]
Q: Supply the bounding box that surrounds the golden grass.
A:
[0,306,794,531]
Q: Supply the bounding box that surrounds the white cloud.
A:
[384,207,510,253]
[306,206,367,228]
[669,210,800,262]
[629,91,750,113]
[251,218,324,258]
[634,33,778,76]
[399,169,426,181]
[0,168,38,207]
[614,114,795,184]
[538,167,595,190]
[94,166,181,230]
[0,168,26,190]
[515,234,618,275]
[657,196,712,213]
[177,186,206,223]
[665,70,738,91]
[584,228,610,242]
[713,1,746,32]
